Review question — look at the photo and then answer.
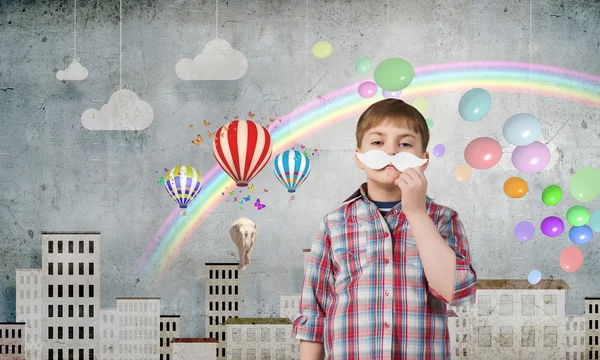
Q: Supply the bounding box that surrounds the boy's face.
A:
[355,120,429,187]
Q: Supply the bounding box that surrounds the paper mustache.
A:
[355,150,428,171]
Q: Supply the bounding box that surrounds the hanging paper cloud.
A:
[56,59,89,81]
[175,38,248,80]
[81,88,153,130]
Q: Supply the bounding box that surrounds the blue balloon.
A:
[502,113,541,146]
[273,150,311,193]
[569,225,593,245]
[527,269,542,285]
[590,210,600,232]
[458,88,491,122]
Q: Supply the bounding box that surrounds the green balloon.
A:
[541,184,563,206]
[355,56,372,74]
[570,167,600,202]
[426,118,433,129]
[566,205,590,226]
[373,58,415,91]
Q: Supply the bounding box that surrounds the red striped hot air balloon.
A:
[213,120,273,187]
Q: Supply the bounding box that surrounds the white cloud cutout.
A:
[175,38,248,80]
[81,89,153,131]
[56,59,89,81]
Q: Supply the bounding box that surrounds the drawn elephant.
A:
[229,217,257,270]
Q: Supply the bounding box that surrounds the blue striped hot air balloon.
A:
[273,150,311,193]
[164,165,202,216]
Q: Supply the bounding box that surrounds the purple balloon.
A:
[382,89,402,99]
[515,221,535,242]
[511,141,551,173]
[433,144,446,157]
[540,216,565,237]
[358,81,378,98]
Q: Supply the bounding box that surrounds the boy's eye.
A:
[400,143,412,147]
[371,141,383,145]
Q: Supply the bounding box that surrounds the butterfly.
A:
[265,124,270,129]
[269,117,275,123]
[157,177,164,185]
[288,195,295,201]
[314,149,318,152]
[155,170,158,173]
[221,192,225,196]
[300,144,306,149]
[263,188,269,193]
[207,131,214,139]
[303,151,309,157]
[234,197,238,202]
[254,199,265,210]
[233,115,239,120]
[248,185,255,191]
[248,111,255,118]
[261,116,265,120]
[223,125,229,132]
[188,124,193,128]
[203,120,210,126]
[191,135,203,146]
[229,191,234,196]
[164,168,169,172]
[243,196,250,202]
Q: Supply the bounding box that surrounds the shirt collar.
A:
[343,183,433,206]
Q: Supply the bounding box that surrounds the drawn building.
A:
[160,315,180,360]
[15,269,42,360]
[99,308,118,360]
[585,298,600,360]
[0,322,25,359]
[116,298,160,359]
[171,338,217,360]
[205,263,242,360]
[42,232,100,360]
[224,318,295,360]
[565,315,585,360]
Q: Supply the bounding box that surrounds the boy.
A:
[293,99,477,359]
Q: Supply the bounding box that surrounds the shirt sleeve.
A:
[428,209,477,307]
[293,216,334,343]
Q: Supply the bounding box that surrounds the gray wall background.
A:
[1,0,599,338]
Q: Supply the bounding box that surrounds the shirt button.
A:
[392,210,399,214]
[384,232,389,238]
[384,291,389,297]
[384,322,389,329]
[384,258,390,265]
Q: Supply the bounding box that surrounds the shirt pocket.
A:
[331,247,371,284]
[405,236,423,268]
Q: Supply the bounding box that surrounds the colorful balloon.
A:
[432,144,446,157]
[312,41,332,58]
[511,141,551,173]
[540,216,564,237]
[569,167,600,203]
[455,164,472,183]
[213,120,273,187]
[566,205,590,226]
[503,177,528,198]
[541,184,563,206]
[514,221,535,242]
[382,90,402,99]
[590,211,600,232]
[412,98,429,114]
[355,56,372,74]
[373,58,415,91]
[527,269,542,285]
[164,165,202,216]
[273,150,311,193]
[463,137,502,170]
[569,225,593,245]
[559,246,583,272]
[358,81,378,98]
[502,113,541,146]
[425,118,433,129]
[458,88,491,122]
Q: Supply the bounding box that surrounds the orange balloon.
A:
[455,164,472,183]
[503,177,529,198]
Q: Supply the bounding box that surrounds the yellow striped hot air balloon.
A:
[164,165,202,216]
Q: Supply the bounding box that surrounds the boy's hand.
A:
[394,166,428,219]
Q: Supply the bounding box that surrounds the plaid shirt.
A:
[293,184,477,359]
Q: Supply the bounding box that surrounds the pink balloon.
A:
[511,141,551,173]
[358,81,378,98]
[559,246,583,272]
[463,137,502,169]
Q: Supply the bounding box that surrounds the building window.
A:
[215,270,219,279]
[58,285,63,297]
[58,349,62,360]
[276,328,286,342]
[544,295,557,316]
[58,326,63,339]
[69,285,73,298]
[69,327,74,339]
[89,349,94,360]
[58,262,63,275]
[544,326,557,347]
[89,305,94,317]
[478,326,491,347]
[596,304,599,313]
[89,327,94,339]
[216,286,219,295]
[79,241,84,253]
[68,263,73,275]
[229,269,232,279]
[68,241,74,253]
[79,349,83,359]
[68,349,73,360]
[79,263,84,275]
[49,241,54,253]
[209,270,213,279]
[235,270,239,279]
[166,322,170,331]
[499,295,513,315]
[522,295,535,316]
[79,285,84,297]
[591,320,593,330]
[89,285,94,297]
[160,322,163,331]
[49,349,53,360]
[79,327,84,339]
[173,322,176,331]
[522,326,535,347]
[160,338,163,347]
[48,305,53,317]
[209,286,213,295]
[48,263,54,275]
[79,305,84,317]
[58,305,63,317]
[17,329,20,338]
[89,263,94,275]
[89,241,94,253]
[58,241,63,253]
[48,327,53,339]
[499,326,513,347]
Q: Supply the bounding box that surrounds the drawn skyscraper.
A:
[585,298,600,360]
[205,263,242,360]
[99,308,118,360]
[116,298,160,359]
[160,315,180,360]
[0,322,25,359]
[15,269,42,360]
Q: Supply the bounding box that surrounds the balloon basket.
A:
[236,182,248,187]
[180,210,187,216]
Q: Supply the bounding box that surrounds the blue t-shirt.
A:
[372,200,400,216]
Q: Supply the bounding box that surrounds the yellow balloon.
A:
[412,98,429,114]
[312,41,332,59]
[455,164,472,183]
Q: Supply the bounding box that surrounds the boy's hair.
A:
[355,99,430,152]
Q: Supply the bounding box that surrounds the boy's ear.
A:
[421,152,430,172]
[354,147,365,170]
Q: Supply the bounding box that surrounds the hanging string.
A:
[215,0,219,38]
[73,0,77,60]
[119,0,123,87]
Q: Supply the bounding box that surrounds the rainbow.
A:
[136,61,600,283]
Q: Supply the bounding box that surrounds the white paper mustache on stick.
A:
[355,150,428,171]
